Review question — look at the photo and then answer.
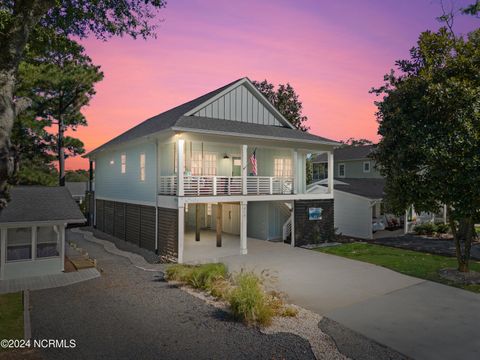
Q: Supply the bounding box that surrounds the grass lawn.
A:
[316,243,480,293]
[0,292,24,348]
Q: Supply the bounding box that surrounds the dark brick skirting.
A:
[294,199,334,246]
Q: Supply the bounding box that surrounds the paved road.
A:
[29,231,315,360]
[222,239,480,360]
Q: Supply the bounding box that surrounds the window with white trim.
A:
[121,153,126,174]
[274,158,292,177]
[338,163,346,177]
[7,227,32,261]
[37,226,60,258]
[363,161,371,173]
[140,153,146,181]
[190,151,217,176]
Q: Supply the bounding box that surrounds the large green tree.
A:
[372,27,480,272]
[0,0,166,206]
[253,80,310,131]
[15,32,103,185]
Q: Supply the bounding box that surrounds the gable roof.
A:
[86,78,338,157]
[0,186,86,225]
[65,182,87,197]
[333,178,385,200]
[313,144,375,163]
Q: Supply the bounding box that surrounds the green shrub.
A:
[228,271,273,326]
[435,223,450,234]
[165,263,227,291]
[414,223,437,235]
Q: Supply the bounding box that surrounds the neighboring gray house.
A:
[66,181,87,204]
[0,187,85,280]
[86,77,339,263]
[312,145,381,180]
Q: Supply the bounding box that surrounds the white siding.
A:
[193,84,284,126]
[333,190,373,239]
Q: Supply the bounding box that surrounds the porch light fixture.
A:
[223,154,230,159]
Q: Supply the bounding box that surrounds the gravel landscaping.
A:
[371,234,480,260]
[29,230,315,360]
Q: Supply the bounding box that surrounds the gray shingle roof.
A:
[0,186,86,224]
[87,78,338,156]
[173,116,338,144]
[334,178,385,199]
[313,145,375,162]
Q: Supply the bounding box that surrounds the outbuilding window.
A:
[121,153,126,174]
[7,227,32,261]
[36,226,60,258]
[338,163,346,177]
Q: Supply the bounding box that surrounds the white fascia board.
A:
[170,127,339,148]
[182,78,296,129]
[0,219,85,228]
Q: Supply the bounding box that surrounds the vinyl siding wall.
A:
[335,160,382,179]
[333,191,373,239]
[95,142,157,203]
[247,201,290,240]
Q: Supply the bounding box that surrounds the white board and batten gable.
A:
[184,78,294,128]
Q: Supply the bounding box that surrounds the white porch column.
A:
[240,201,247,254]
[404,209,409,234]
[291,201,295,247]
[60,225,65,271]
[178,205,185,263]
[327,151,334,194]
[443,204,447,224]
[0,228,6,280]
[242,144,248,195]
[292,150,298,194]
[177,138,185,197]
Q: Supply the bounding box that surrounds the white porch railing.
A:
[158,175,294,196]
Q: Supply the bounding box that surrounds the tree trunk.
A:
[58,117,65,186]
[0,0,55,207]
[451,216,474,273]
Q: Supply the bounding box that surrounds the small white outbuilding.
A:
[0,186,85,280]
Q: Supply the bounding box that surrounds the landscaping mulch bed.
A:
[371,234,480,261]
[439,269,480,285]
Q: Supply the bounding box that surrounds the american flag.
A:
[250,149,257,176]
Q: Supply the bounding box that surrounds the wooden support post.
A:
[195,204,201,242]
[216,203,222,247]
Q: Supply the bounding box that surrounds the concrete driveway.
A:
[221,240,480,360]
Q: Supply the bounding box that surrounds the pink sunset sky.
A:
[68,0,478,169]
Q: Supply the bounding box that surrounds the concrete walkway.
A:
[71,228,165,272]
[221,239,423,314]
[221,239,480,360]
[0,268,100,294]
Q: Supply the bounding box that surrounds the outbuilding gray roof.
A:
[334,178,385,200]
[87,78,338,156]
[0,186,86,225]
[313,145,375,162]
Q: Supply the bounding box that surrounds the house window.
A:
[140,153,146,181]
[7,227,32,261]
[37,226,60,258]
[121,154,126,174]
[338,163,346,177]
[274,158,292,177]
[190,151,217,176]
[363,161,371,173]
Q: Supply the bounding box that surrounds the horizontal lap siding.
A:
[104,201,115,236]
[140,206,156,252]
[96,199,105,231]
[125,204,141,247]
[158,207,178,261]
[114,202,126,240]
